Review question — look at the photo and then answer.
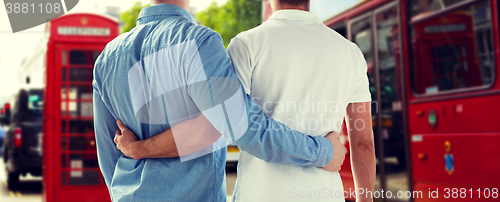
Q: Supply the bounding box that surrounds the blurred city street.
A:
[0,0,499,201]
[0,157,42,202]
[0,159,239,202]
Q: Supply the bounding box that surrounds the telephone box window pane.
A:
[69,119,94,134]
[69,136,97,151]
[62,86,67,100]
[61,102,67,116]
[92,51,100,64]
[61,137,67,151]
[69,171,100,186]
[69,154,99,168]
[81,102,93,116]
[62,171,67,186]
[62,67,66,82]
[69,68,93,82]
[69,85,92,100]
[62,51,67,65]
[62,154,66,167]
[69,50,87,64]
[61,120,66,133]
[69,102,93,117]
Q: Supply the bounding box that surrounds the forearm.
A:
[134,114,222,159]
[233,94,333,167]
[133,129,178,159]
[346,102,376,201]
[350,139,376,201]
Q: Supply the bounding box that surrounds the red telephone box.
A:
[43,13,118,202]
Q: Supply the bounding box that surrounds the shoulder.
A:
[313,25,366,70]
[144,18,223,49]
[347,41,365,61]
[190,24,223,45]
[231,22,271,44]
[97,25,146,64]
[345,41,368,74]
[228,23,273,55]
[318,26,364,63]
[164,19,223,46]
[317,25,355,49]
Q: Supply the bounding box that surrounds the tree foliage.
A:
[120,1,262,47]
[120,2,150,33]
[196,0,262,47]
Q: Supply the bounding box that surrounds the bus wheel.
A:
[7,171,19,190]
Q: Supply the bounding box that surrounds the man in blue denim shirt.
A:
[93,1,344,201]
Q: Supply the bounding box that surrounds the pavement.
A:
[0,157,238,202]
[0,157,42,202]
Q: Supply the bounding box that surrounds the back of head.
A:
[279,0,309,6]
[150,0,189,11]
[271,0,310,11]
[151,0,188,8]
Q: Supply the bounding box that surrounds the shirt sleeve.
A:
[187,33,333,167]
[349,44,372,103]
[227,37,253,94]
[93,74,122,197]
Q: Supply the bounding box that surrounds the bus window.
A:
[411,0,465,17]
[375,4,410,198]
[28,90,44,119]
[410,0,495,95]
[351,16,375,102]
[329,21,347,39]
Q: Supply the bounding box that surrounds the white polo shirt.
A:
[227,10,371,202]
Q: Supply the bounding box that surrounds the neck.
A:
[273,3,309,13]
[152,0,189,11]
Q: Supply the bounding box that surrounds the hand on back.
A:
[322,131,347,172]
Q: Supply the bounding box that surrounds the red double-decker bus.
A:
[264,0,499,201]
[19,13,119,202]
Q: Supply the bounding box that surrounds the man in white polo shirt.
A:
[226,0,376,201]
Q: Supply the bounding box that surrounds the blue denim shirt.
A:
[92,4,334,202]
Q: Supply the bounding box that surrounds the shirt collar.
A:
[137,4,196,25]
[268,10,322,23]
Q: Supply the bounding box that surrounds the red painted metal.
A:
[261,0,500,201]
[42,13,118,202]
[406,1,500,200]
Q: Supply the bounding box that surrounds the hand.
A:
[322,131,347,172]
[114,120,141,159]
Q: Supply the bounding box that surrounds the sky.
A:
[0,0,228,100]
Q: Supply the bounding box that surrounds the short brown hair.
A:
[279,0,309,7]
